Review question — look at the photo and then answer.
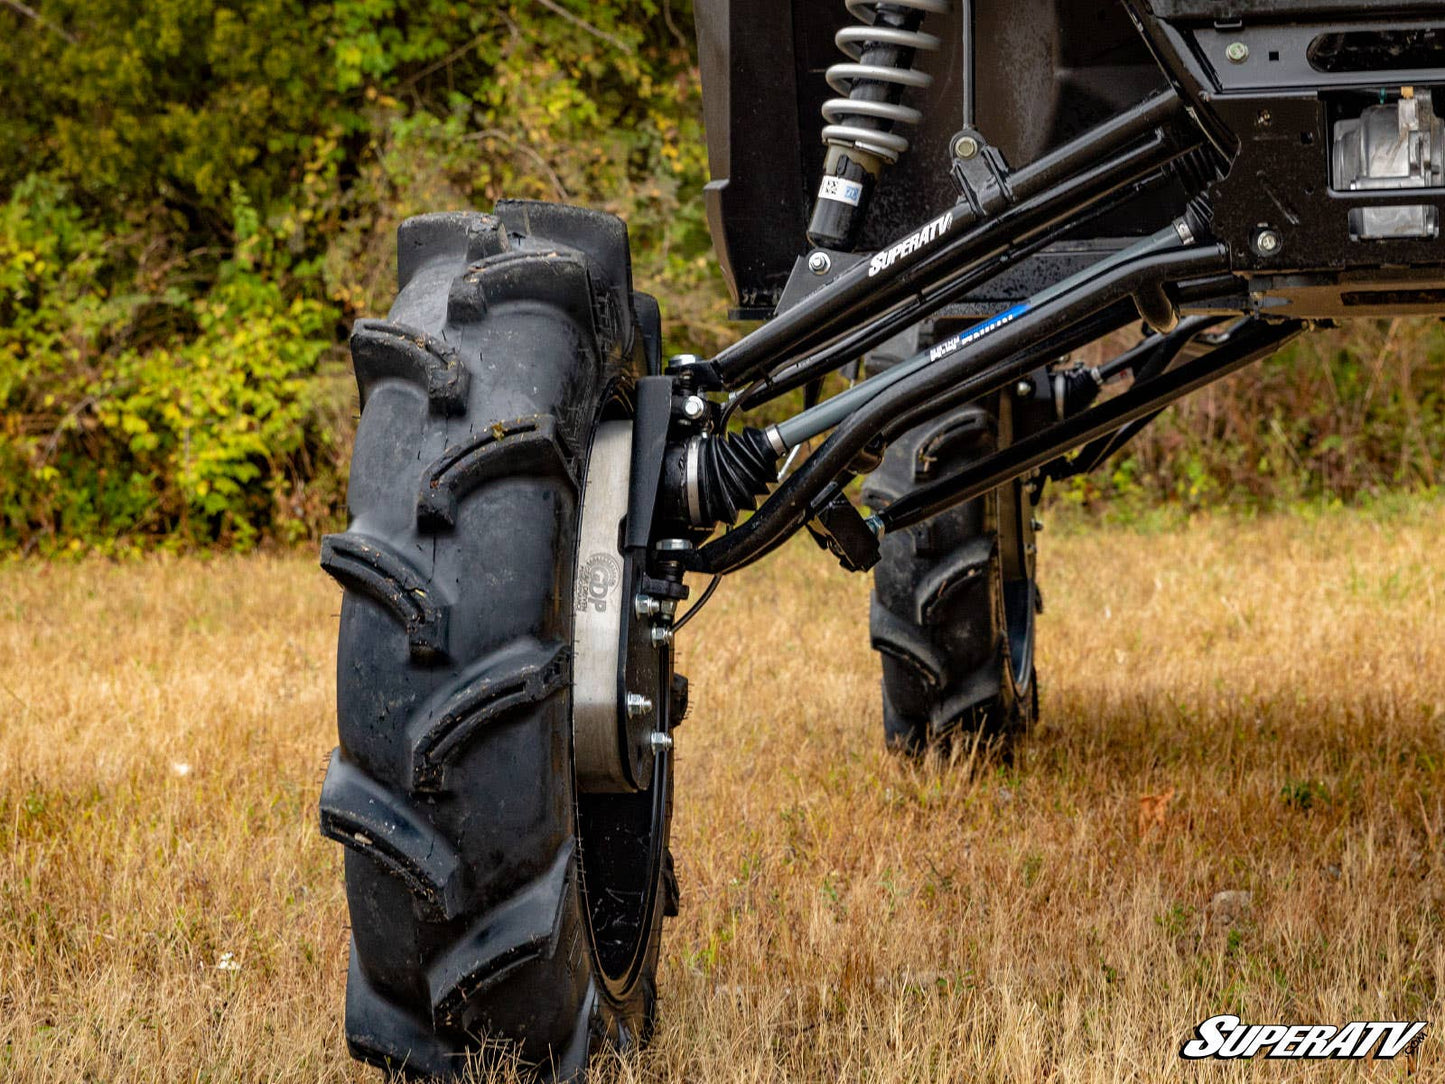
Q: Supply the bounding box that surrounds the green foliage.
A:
[0,0,725,553]
[1,0,1441,552]
[1060,321,1445,521]
[1,180,337,552]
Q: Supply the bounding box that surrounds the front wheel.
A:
[320,203,678,1080]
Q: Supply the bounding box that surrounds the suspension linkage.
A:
[706,90,1195,391]
[686,243,1229,576]
[872,316,1308,534]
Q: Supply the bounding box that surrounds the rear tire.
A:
[863,381,1040,754]
[320,203,677,1080]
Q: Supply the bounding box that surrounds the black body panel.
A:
[1151,0,1445,18]
[1125,0,1445,315]
[699,0,1445,320]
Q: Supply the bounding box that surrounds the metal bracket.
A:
[773,248,869,316]
[574,378,683,794]
[573,420,638,792]
[949,127,1014,218]
[806,490,881,573]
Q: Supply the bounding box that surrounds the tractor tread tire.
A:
[322,203,667,1081]
[863,400,1037,752]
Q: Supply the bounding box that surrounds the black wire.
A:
[719,379,761,432]
[672,573,721,632]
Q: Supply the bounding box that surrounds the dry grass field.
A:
[2,502,1444,1081]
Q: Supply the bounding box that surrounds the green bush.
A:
[1,0,1441,553]
[1,179,338,552]
[0,1,725,554]
[1060,322,1445,519]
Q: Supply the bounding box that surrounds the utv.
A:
[318,0,1445,1077]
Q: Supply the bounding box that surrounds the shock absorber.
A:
[809,0,950,252]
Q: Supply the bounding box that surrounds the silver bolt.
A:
[1255,228,1282,255]
[807,251,832,276]
[626,694,653,719]
[1016,380,1034,399]
[1226,41,1249,63]
[682,395,706,420]
[634,594,662,619]
[954,135,980,159]
[651,626,674,648]
[649,732,673,752]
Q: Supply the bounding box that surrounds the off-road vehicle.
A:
[318,0,1445,1075]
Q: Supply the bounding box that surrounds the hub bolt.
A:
[626,694,653,719]
[649,732,673,752]
[1226,41,1249,63]
[954,135,980,159]
[807,251,832,276]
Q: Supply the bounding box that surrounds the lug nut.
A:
[682,395,707,420]
[807,251,832,275]
[651,626,674,648]
[649,732,673,752]
[634,594,662,619]
[626,694,653,719]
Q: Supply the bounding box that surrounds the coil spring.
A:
[821,0,951,164]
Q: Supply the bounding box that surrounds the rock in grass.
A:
[1210,890,1252,925]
